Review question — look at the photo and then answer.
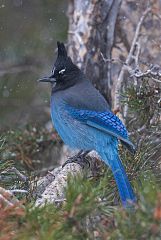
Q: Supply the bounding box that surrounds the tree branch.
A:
[35,152,101,207]
[113,7,151,113]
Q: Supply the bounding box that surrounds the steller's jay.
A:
[39,42,136,207]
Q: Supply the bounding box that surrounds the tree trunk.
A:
[67,0,122,107]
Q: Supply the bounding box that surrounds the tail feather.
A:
[100,151,136,207]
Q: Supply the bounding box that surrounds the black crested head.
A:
[39,41,82,92]
[53,41,77,77]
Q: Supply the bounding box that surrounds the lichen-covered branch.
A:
[35,152,102,207]
[35,163,83,206]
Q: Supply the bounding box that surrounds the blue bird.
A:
[39,42,136,207]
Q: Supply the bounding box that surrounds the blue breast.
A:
[50,96,115,152]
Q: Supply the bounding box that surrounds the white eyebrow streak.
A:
[52,67,55,74]
[59,68,66,74]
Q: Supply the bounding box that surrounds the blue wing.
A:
[67,106,135,154]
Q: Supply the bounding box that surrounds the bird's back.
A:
[52,76,110,112]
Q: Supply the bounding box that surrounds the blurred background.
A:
[0,0,67,129]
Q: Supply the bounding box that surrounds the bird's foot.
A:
[62,150,91,169]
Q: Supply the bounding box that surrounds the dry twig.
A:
[113,7,151,113]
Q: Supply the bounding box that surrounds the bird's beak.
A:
[38,75,56,83]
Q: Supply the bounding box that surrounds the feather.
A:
[67,107,136,154]
[57,41,67,58]
[100,150,136,207]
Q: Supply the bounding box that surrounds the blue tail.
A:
[100,150,136,207]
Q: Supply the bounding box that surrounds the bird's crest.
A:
[57,41,67,58]
[54,41,75,72]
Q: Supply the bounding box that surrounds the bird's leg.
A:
[77,150,91,168]
[62,150,83,168]
[80,150,91,167]
[62,150,91,168]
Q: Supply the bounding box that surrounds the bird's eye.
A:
[59,68,66,75]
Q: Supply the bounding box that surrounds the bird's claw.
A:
[62,150,90,169]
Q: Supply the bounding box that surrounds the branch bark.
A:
[35,152,101,206]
